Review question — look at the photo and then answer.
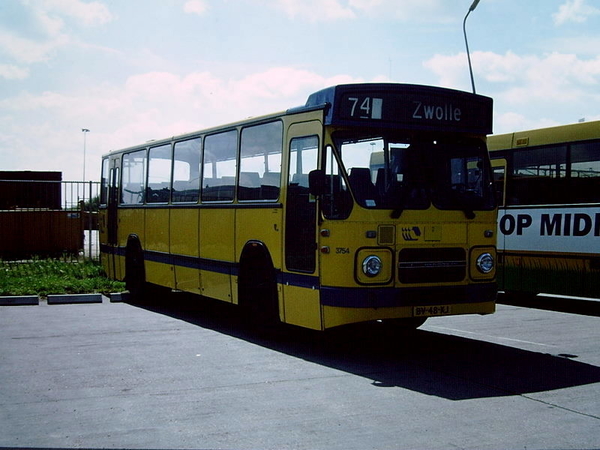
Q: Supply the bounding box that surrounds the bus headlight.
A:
[362,255,383,277]
[476,253,494,274]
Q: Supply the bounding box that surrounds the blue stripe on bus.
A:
[100,244,319,287]
[277,271,320,289]
[143,250,238,276]
[320,283,496,308]
[101,244,126,256]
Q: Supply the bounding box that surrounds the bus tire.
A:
[238,242,279,330]
[125,235,146,302]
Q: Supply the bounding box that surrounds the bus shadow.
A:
[128,291,600,402]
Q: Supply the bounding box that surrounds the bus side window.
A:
[121,149,146,204]
[491,158,507,206]
[173,137,201,203]
[202,130,237,202]
[239,121,283,201]
[570,140,600,203]
[510,145,567,205]
[147,144,172,203]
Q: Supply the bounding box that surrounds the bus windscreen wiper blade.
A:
[391,208,403,219]
[464,209,476,219]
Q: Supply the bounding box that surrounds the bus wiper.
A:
[464,209,476,219]
[391,208,403,219]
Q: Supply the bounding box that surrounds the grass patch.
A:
[0,258,126,297]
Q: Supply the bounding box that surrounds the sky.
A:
[1,0,599,182]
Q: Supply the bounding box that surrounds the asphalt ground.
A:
[1,293,599,449]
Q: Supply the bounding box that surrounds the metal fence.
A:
[0,180,100,261]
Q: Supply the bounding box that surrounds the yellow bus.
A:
[488,120,600,300]
[99,83,497,331]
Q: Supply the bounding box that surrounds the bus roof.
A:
[105,83,494,157]
[488,120,600,151]
[299,83,493,134]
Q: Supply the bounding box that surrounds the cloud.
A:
[0,0,115,65]
[0,67,365,180]
[546,36,600,56]
[273,0,355,22]
[269,0,452,23]
[424,50,600,133]
[0,64,30,80]
[115,67,364,140]
[553,0,600,25]
[184,0,209,15]
[0,28,70,63]
[424,50,600,103]
[25,0,116,26]
[494,112,561,135]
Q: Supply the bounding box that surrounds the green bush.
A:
[0,258,125,297]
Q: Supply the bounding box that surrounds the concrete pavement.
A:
[1,295,599,449]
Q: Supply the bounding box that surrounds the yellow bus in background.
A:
[488,120,600,300]
[99,83,497,331]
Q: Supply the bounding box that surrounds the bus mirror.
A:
[308,170,326,196]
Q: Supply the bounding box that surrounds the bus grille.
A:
[398,248,466,283]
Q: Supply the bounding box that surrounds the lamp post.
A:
[81,128,91,259]
[463,0,481,94]
[82,128,90,183]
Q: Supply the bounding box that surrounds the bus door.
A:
[106,157,122,279]
[283,121,322,329]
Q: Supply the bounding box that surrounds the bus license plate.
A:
[413,305,452,317]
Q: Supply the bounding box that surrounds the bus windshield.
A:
[335,134,496,215]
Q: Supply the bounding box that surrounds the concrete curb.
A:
[498,292,600,317]
[0,293,131,306]
[0,293,133,306]
[0,295,39,306]
[47,293,103,305]
[108,292,130,303]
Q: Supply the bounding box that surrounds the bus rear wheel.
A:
[125,236,146,303]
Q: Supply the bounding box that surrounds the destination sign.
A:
[337,91,490,132]
[303,83,493,134]
[340,95,464,123]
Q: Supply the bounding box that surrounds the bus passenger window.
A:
[121,149,146,204]
[202,130,237,202]
[510,145,567,205]
[173,138,201,203]
[239,121,283,201]
[147,144,172,203]
[492,164,506,206]
[570,141,600,203]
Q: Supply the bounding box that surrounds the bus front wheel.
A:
[238,242,279,330]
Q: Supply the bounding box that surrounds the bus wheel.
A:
[238,243,279,331]
[125,236,146,302]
